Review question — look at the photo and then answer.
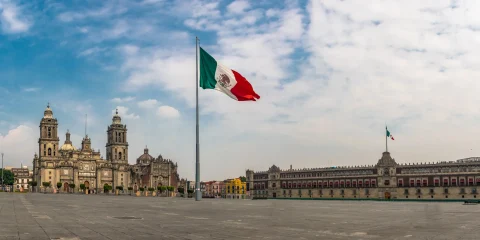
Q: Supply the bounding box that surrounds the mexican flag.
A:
[199,47,260,101]
[386,128,394,140]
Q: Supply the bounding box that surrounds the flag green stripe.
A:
[199,47,218,90]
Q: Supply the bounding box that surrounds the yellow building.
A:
[226,178,246,199]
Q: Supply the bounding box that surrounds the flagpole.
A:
[195,36,202,201]
[385,126,388,152]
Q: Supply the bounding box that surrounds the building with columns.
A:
[32,104,179,193]
[247,151,480,200]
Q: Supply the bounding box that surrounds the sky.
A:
[1,0,480,181]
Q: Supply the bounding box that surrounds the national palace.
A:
[32,104,180,193]
[246,151,480,200]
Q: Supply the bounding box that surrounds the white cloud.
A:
[111,97,135,103]
[0,125,36,167]
[114,106,139,120]
[156,106,180,118]
[22,87,40,92]
[227,0,250,14]
[0,0,31,34]
[119,44,139,55]
[137,99,158,109]
[78,47,106,57]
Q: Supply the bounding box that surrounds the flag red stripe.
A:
[231,70,260,101]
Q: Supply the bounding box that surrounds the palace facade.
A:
[246,151,480,200]
[32,104,180,193]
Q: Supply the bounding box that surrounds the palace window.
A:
[119,152,122,160]
[416,189,421,194]
[422,179,428,187]
[358,180,363,187]
[472,188,477,194]
[272,183,276,188]
[429,189,434,194]
[330,190,333,195]
[340,181,345,188]
[346,180,351,187]
[48,148,52,156]
[398,179,403,187]
[444,188,448,194]
[365,189,369,195]
[53,144,56,156]
[443,179,449,186]
[468,178,474,186]
[460,188,466,194]
[416,179,421,187]
[451,178,457,186]
[352,189,357,195]
[410,179,415,187]
[404,189,409,195]
[48,127,51,138]
[434,179,440,187]
[371,180,376,187]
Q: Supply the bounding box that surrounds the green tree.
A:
[69,184,75,193]
[57,182,62,189]
[178,187,185,193]
[0,169,14,185]
[239,176,247,182]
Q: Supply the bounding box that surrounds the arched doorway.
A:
[384,192,391,200]
[84,181,90,194]
[63,182,69,192]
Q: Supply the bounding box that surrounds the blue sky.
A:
[2,0,480,180]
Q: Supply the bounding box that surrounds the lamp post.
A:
[1,153,3,191]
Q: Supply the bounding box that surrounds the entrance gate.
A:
[384,192,391,200]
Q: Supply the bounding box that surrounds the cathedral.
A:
[32,104,180,193]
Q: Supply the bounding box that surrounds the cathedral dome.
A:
[112,108,122,124]
[136,146,154,165]
[60,143,77,151]
[60,130,76,152]
[44,103,53,119]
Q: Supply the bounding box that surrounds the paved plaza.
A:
[0,193,479,240]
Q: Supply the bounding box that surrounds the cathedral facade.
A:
[32,104,179,193]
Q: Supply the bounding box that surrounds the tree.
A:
[69,184,75,193]
[178,187,185,193]
[104,184,112,193]
[0,169,14,185]
[239,176,247,182]
[57,182,62,189]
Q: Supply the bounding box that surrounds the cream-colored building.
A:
[32,105,130,193]
[247,151,480,200]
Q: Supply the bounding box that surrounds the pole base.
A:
[195,190,202,201]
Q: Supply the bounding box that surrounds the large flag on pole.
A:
[386,128,394,140]
[199,47,260,101]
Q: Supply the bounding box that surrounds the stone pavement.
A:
[0,193,479,240]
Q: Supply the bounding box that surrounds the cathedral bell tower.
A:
[106,109,128,164]
[106,109,130,189]
[38,103,60,159]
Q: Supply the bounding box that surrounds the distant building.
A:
[247,151,480,200]
[226,178,246,199]
[131,147,179,191]
[12,166,31,191]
